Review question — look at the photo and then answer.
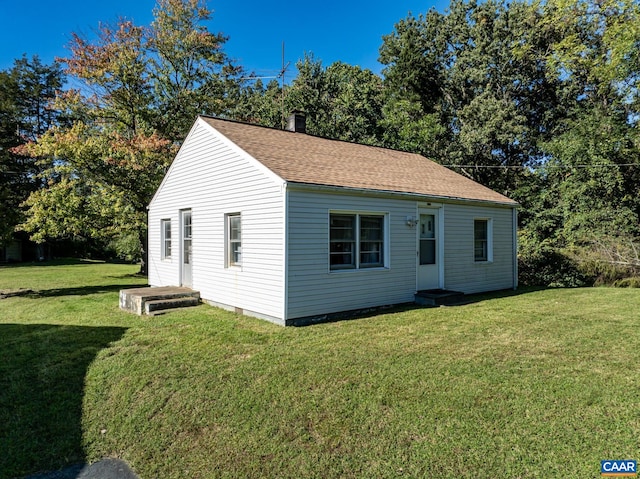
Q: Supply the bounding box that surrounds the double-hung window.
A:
[474,218,493,262]
[227,213,241,267]
[161,219,172,259]
[330,213,386,270]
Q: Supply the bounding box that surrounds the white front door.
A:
[417,208,440,290]
[181,210,192,288]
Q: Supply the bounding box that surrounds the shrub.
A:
[571,235,640,287]
[612,277,640,288]
[519,247,588,287]
[107,232,141,263]
[518,231,589,287]
[518,231,640,288]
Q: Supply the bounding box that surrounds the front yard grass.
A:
[1,260,638,478]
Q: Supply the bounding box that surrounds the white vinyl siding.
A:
[443,204,515,294]
[148,119,285,321]
[286,190,416,320]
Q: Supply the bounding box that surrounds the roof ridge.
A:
[199,115,427,159]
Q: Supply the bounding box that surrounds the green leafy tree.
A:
[513,0,640,284]
[380,0,640,284]
[148,0,243,139]
[379,10,449,158]
[0,56,64,247]
[534,0,640,280]
[234,54,384,145]
[379,0,562,195]
[543,110,640,242]
[20,0,242,272]
[284,55,384,144]
[0,69,22,246]
[232,78,286,128]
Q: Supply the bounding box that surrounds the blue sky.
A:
[0,0,448,77]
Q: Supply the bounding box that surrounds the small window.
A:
[330,215,356,269]
[227,213,241,266]
[360,215,384,267]
[161,219,171,259]
[474,219,492,262]
[330,213,386,270]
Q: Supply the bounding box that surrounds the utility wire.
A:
[443,163,640,168]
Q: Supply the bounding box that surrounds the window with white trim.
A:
[161,219,171,259]
[227,213,241,266]
[330,213,386,270]
[474,218,493,262]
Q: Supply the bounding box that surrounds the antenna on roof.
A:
[280,41,290,130]
[237,43,290,127]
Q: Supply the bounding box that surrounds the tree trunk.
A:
[138,228,148,276]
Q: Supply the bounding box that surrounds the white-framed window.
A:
[227,213,241,267]
[474,218,493,262]
[161,219,172,260]
[330,212,387,270]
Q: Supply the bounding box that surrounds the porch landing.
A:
[119,286,200,316]
[415,289,465,306]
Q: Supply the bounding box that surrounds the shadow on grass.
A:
[0,258,141,269]
[293,286,549,326]
[0,259,103,269]
[447,285,549,305]
[25,283,148,299]
[0,324,127,478]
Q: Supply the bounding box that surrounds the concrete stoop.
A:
[119,286,200,315]
[414,289,465,306]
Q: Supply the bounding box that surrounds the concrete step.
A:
[144,296,200,314]
[120,286,200,315]
[415,289,465,306]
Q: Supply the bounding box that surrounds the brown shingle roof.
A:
[201,116,517,205]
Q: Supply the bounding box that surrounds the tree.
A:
[379,0,640,284]
[0,56,64,247]
[379,0,563,195]
[514,0,640,284]
[534,0,640,278]
[233,54,385,145]
[283,55,385,144]
[232,78,286,128]
[148,0,243,139]
[20,0,243,272]
[379,10,449,158]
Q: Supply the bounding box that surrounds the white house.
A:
[148,115,518,325]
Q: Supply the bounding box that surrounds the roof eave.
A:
[286,181,519,208]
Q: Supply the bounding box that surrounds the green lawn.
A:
[1,260,639,478]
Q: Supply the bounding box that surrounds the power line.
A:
[443,163,640,169]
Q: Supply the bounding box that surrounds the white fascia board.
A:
[286,182,518,209]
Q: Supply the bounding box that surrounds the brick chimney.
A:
[286,111,306,133]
